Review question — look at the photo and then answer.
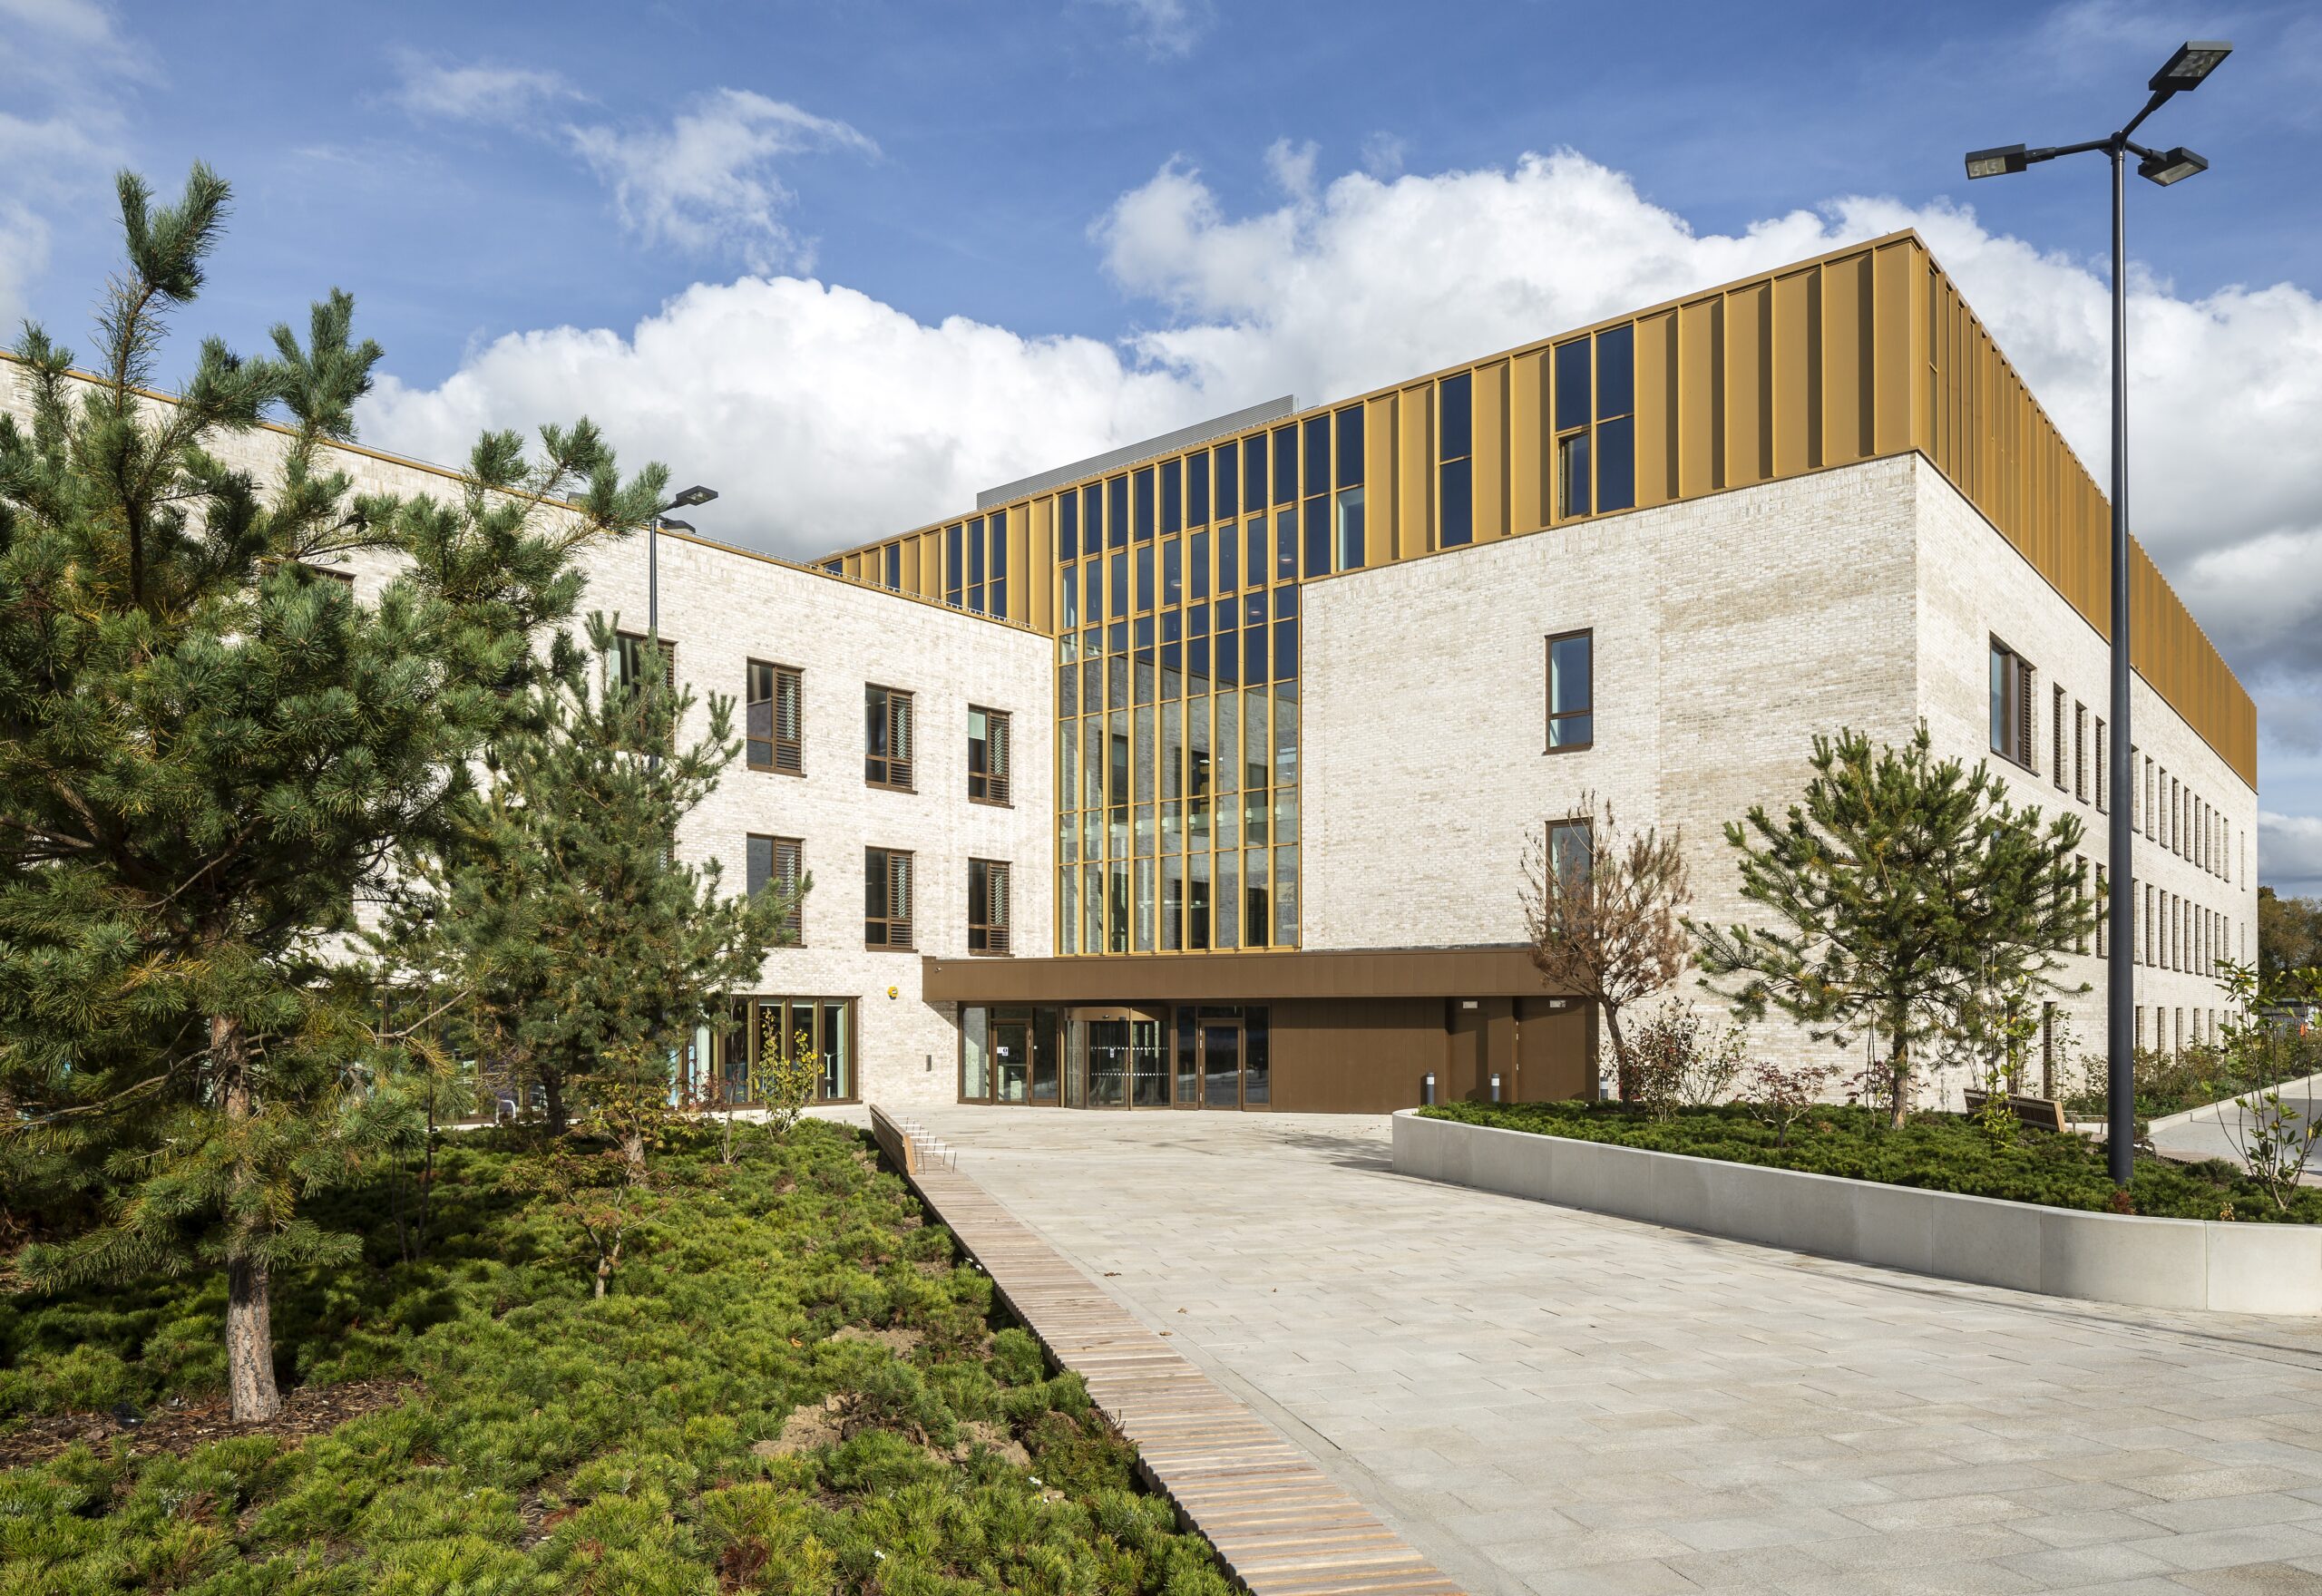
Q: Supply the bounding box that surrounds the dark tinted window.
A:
[1335,405,1363,487]
[945,523,962,604]
[1160,459,1182,533]
[1163,538,1182,606]
[1554,339,1591,432]
[1187,449,1210,525]
[1303,414,1330,495]
[1137,543,1154,611]
[1557,431,1592,518]
[1217,523,1238,593]
[883,543,900,589]
[1273,424,1298,504]
[1215,441,1239,519]
[1595,324,1634,420]
[1189,530,1209,600]
[1439,373,1472,461]
[1548,630,1593,749]
[1243,432,1266,510]
[1135,467,1156,541]
[1596,416,1635,512]
[1107,475,1129,550]
[1109,551,1127,618]
[1082,484,1103,550]
[1439,456,1473,547]
[968,517,985,584]
[1059,492,1079,561]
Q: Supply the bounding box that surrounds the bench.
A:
[1962,1089,2069,1134]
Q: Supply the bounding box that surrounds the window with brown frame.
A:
[1546,629,1594,752]
[747,661,803,774]
[2094,717,2107,813]
[1547,816,1595,892]
[746,833,804,942]
[2052,685,2067,790]
[614,630,678,692]
[1989,639,2035,771]
[865,846,912,949]
[2073,701,2087,803]
[864,685,914,790]
[969,859,1010,955]
[969,706,1011,804]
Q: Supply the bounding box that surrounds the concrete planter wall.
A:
[1391,1110,2322,1316]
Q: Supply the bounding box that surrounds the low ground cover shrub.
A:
[1421,1100,2322,1223]
[1,1120,1233,1594]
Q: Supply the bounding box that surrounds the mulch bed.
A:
[0,1375,416,1470]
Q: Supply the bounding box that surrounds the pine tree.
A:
[0,166,666,1419]
[1690,725,2095,1129]
[380,615,802,1159]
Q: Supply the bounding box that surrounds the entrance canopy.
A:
[922,945,1560,1006]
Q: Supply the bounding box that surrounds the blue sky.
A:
[6,0,2321,887]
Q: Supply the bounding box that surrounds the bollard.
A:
[1421,1072,1437,1106]
[1490,1073,1502,1104]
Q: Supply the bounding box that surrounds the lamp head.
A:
[2138,146,2209,186]
[669,484,718,509]
[659,517,695,532]
[2149,40,2231,93]
[1965,144,2031,180]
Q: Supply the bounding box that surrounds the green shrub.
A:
[1423,1099,2322,1222]
[1,1120,1231,1593]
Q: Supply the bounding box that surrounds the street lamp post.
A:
[651,483,720,639]
[1966,39,2230,1188]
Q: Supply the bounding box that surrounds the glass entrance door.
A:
[1065,1007,1168,1108]
[1202,1022,1243,1109]
[1086,1018,1130,1106]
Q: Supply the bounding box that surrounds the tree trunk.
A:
[1603,1003,1634,1103]
[1888,1032,1912,1132]
[215,1014,283,1422]
[542,1070,568,1137]
[226,1253,279,1420]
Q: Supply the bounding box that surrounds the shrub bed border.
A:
[1390,1111,2322,1316]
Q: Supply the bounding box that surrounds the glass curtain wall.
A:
[1056,422,1341,956]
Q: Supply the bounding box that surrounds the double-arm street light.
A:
[1966,39,2231,1187]
[651,483,719,638]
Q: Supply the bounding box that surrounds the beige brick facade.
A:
[1302,453,2257,1102]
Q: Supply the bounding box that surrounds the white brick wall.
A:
[1914,463,2259,1073]
[1302,453,2258,1098]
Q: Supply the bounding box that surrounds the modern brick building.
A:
[8,229,2258,1114]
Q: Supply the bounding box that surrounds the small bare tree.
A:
[1520,793,1693,1101]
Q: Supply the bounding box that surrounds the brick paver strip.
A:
[870,1106,1468,1596]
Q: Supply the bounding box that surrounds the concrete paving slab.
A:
[902,1107,2322,1596]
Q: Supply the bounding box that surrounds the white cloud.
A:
[363,276,1199,560]
[564,90,875,271]
[2261,813,2322,894]
[360,143,2322,832]
[390,52,580,125]
[1090,0,1211,59]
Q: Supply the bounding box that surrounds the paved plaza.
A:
[897,1106,2322,1596]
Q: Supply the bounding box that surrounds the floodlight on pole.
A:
[2138,147,2209,186]
[1965,144,2032,180]
[2149,40,2232,92]
[1961,41,2232,1189]
[649,485,718,641]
